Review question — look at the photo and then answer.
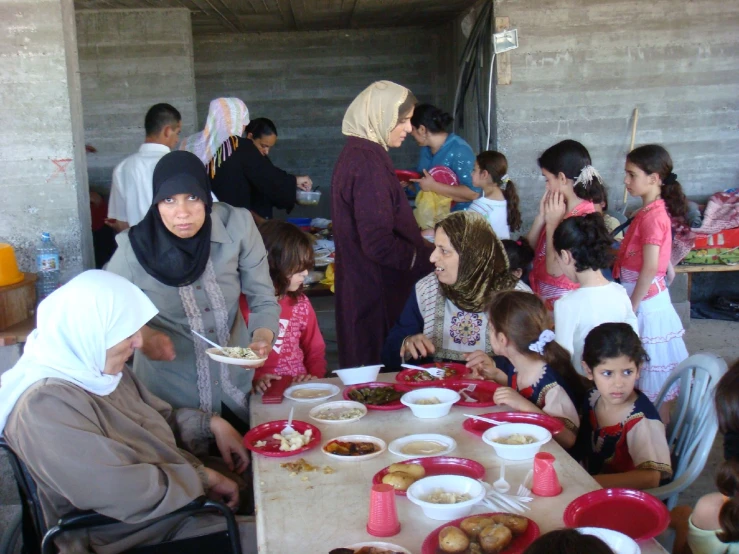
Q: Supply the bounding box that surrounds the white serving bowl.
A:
[321,434,387,462]
[481,422,552,461]
[407,475,485,520]
[333,365,383,386]
[577,527,641,554]
[400,387,461,419]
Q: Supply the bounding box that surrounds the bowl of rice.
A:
[481,422,552,461]
[406,475,485,520]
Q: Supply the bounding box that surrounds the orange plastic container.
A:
[0,243,24,287]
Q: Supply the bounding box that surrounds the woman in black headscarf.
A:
[107,150,280,430]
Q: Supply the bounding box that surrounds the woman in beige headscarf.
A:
[331,81,434,368]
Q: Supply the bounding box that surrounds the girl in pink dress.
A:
[526,140,603,311]
[614,144,689,406]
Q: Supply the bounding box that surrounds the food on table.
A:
[382,471,416,491]
[348,386,403,406]
[388,463,425,479]
[404,365,461,382]
[254,440,267,448]
[324,439,378,456]
[400,440,448,456]
[313,407,365,421]
[489,514,529,536]
[479,524,513,554]
[492,434,536,445]
[219,346,261,360]
[280,458,317,473]
[414,396,441,405]
[271,429,313,451]
[460,516,495,540]
[291,388,334,399]
[438,526,470,553]
[424,489,472,504]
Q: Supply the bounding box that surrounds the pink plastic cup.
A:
[367,483,401,537]
[532,452,562,497]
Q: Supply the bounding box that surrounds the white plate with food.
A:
[333,542,411,554]
[205,347,267,367]
[284,382,341,403]
[388,433,457,459]
[309,400,368,424]
[322,434,387,461]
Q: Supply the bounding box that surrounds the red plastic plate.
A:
[342,382,412,411]
[422,513,540,554]
[463,412,566,437]
[436,379,500,407]
[243,420,321,458]
[395,169,421,182]
[563,488,670,542]
[395,362,472,387]
[372,456,486,497]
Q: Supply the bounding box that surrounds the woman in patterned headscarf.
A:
[381,210,517,369]
[331,81,434,368]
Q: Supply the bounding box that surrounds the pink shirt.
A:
[240,294,327,381]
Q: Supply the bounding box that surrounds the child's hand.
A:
[544,191,567,227]
[537,191,549,218]
[464,350,500,381]
[401,334,436,360]
[253,374,281,394]
[294,374,316,383]
[493,387,534,411]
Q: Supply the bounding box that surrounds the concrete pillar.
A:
[0,0,94,281]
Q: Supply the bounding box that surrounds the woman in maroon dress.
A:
[331,81,434,368]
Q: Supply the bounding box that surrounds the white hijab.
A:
[0,270,158,435]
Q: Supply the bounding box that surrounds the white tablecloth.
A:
[250,373,668,553]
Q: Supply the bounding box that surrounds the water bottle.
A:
[36,232,60,302]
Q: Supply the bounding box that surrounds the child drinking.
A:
[502,238,534,293]
[469,291,585,449]
[552,213,638,374]
[469,151,522,239]
[526,140,603,310]
[614,144,689,408]
[241,220,327,393]
[578,322,672,489]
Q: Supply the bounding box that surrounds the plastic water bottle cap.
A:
[41,232,50,240]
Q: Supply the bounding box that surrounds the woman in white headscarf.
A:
[1,271,258,554]
[330,81,434,368]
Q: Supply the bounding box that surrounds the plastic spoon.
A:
[281,407,296,437]
[191,330,228,355]
[493,463,510,493]
[463,413,504,426]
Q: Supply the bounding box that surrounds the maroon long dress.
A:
[331,137,434,368]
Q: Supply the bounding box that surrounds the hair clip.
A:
[528,329,555,355]
[663,172,678,185]
[573,165,602,188]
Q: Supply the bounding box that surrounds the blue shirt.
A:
[417,133,479,211]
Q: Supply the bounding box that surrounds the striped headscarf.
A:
[180,98,249,177]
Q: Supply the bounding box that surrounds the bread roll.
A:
[460,516,495,539]
[438,526,469,553]
[388,463,425,479]
[479,524,512,554]
[381,471,416,491]
[490,514,529,536]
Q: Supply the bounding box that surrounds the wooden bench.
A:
[674,263,739,299]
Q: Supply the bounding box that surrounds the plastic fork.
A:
[517,469,534,498]
[281,407,296,437]
[191,330,228,355]
[459,384,478,403]
[463,413,504,426]
[401,363,445,379]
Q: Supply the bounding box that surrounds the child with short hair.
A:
[241,220,327,393]
[469,151,522,239]
[578,322,672,489]
[502,238,534,293]
[522,529,615,554]
[469,291,585,449]
[614,144,689,407]
[552,213,638,374]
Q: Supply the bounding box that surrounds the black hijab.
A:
[129,151,213,287]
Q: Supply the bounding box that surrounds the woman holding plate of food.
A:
[381,210,517,369]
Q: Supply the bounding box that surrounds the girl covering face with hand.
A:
[577,322,672,490]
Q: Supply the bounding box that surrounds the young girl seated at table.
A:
[552,213,638,374]
[467,290,585,449]
[577,322,672,489]
[502,238,534,293]
[241,220,327,393]
[469,150,522,239]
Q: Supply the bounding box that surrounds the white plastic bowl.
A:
[577,527,641,554]
[481,422,552,461]
[407,475,485,520]
[400,387,461,419]
[296,190,321,206]
[333,365,382,386]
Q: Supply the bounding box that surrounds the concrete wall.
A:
[193,27,453,219]
[0,0,93,279]
[486,0,739,226]
[76,8,198,191]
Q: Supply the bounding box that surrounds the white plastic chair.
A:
[646,352,727,509]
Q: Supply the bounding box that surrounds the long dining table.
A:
[249,373,669,553]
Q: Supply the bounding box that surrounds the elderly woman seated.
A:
[0,271,257,553]
[381,211,517,369]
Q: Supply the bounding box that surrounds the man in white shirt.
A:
[106,104,182,232]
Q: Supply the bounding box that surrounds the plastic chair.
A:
[646,352,727,509]
[0,437,242,554]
